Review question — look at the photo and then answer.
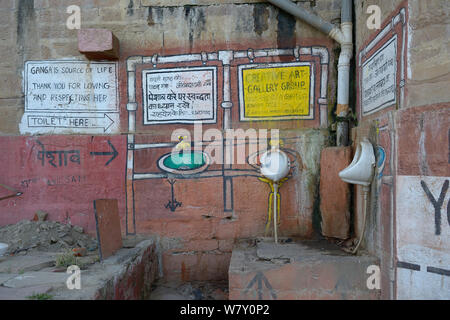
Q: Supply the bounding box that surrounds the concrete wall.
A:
[354,0,449,299]
[0,0,341,282]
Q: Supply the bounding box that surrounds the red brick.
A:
[319,147,352,239]
[163,219,215,240]
[218,239,235,252]
[78,28,119,60]
[163,251,231,282]
[180,239,218,252]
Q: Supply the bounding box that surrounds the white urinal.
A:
[260,148,290,244]
[260,149,290,182]
[338,138,375,186]
[0,243,8,256]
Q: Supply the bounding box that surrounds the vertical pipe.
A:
[273,183,279,243]
[223,65,232,131]
[266,0,353,146]
[126,57,141,235]
[336,0,353,146]
[219,51,234,213]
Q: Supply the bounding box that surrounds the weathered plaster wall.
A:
[0,0,341,282]
[354,0,449,299]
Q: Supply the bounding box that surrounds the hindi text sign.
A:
[143,67,217,124]
[361,36,397,115]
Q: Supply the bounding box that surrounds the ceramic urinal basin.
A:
[260,149,290,182]
[0,243,8,256]
[338,138,376,186]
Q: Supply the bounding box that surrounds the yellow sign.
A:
[239,64,312,120]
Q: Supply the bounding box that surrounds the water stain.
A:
[147,7,164,26]
[127,0,134,16]
[17,0,34,45]
[184,6,206,50]
[276,9,297,48]
[253,4,269,36]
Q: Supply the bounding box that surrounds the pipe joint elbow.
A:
[329,23,353,47]
[329,27,345,45]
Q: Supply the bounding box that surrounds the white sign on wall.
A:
[20,60,119,134]
[142,66,217,124]
[361,36,397,115]
[396,175,450,300]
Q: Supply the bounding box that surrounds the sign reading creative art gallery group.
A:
[238,62,314,121]
[142,67,217,124]
[20,60,119,134]
[361,36,397,115]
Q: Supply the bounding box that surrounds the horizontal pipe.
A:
[133,169,259,180]
[267,0,334,35]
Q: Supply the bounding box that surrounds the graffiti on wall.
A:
[0,135,126,232]
[420,180,449,236]
[125,46,330,234]
[244,271,277,300]
[36,140,81,168]
[20,60,119,134]
[35,139,118,168]
[396,176,450,299]
[142,66,218,124]
[238,62,313,121]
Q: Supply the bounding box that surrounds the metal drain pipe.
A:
[267,0,353,146]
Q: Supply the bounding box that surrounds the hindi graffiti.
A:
[20,60,119,134]
[361,36,397,115]
[36,140,81,168]
[142,67,217,124]
[238,63,313,121]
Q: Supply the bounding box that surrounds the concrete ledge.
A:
[78,29,120,60]
[229,240,380,300]
[50,239,158,300]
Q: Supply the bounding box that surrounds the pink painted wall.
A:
[0,135,126,236]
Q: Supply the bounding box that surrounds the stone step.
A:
[0,285,53,300]
[0,252,56,273]
[2,272,68,289]
[229,240,380,300]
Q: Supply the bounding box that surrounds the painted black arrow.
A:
[165,179,182,212]
[90,140,118,166]
[244,271,277,300]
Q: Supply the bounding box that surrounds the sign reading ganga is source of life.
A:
[238,62,314,121]
[20,60,119,134]
[142,67,217,124]
[361,36,397,115]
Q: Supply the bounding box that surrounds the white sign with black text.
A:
[361,36,397,115]
[20,60,119,134]
[142,66,217,125]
